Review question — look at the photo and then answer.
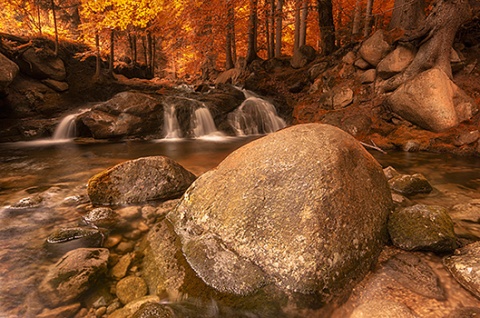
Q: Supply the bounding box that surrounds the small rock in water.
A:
[388,204,457,253]
[83,207,120,229]
[389,173,433,196]
[444,241,480,299]
[132,303,174,318]
[111,253,132,279]
[45,227,105,256]
[116,276,148,305]
[382,252,445,300]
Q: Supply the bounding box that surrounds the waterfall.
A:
[229,91,286,136]
[164,104,182,139]
[192,107,225,138]
[52,114,79,140]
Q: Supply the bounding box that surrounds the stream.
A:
[1,137,480,317]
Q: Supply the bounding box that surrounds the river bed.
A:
[1,137,480,317]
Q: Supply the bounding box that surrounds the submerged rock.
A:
[388,173,433,196]
[38,248,109,307]
[82,207,120,229]
[132,303,174,318]
[388,204,457,253]
[116,276,148,305]
[168,123,393,302]
[350,299,419,318]
[87,156,196,205]
[444,241,480,300]
[45,227,104,255]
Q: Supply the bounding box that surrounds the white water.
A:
[52,114,78,140]
[229,91,286,136]
[164,104,182,139]
[192,107,225,138]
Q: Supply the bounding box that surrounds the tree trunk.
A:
[317,0,335,55]
[268,0,275,59]
[50,0,59,56]
[226,0,235,70]
[147,32,154,77]
[293,0,301,54]
[363,0,374,37]
[384,0,473,91]
[108,29,114,76]
[246,0,259,64]
[274,0,284,58]
[94,31,101,80]
[389,0,425,31]
[299,0,309,47]
[352,0,363,37]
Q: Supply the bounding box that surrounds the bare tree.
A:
[317,0,335,55]
[275,0,284,58]
[246,0,259,63]
[299,0,309,47]
[351,0,363,37]
[363,0,374,37]
[225,0,235,69]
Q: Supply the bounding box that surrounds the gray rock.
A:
[376,45,415,79]
[388,173,433,195]
[19,47,66,81]
[116,276,148,305]
[359,30,390,67]
[382,252,445,300]
[388,204,457,253]
[332,87,354,109]
[0,52,19,91]
[444,241,480,299]
[79,91,163,139]
[87,156,196,205]
[386,68,477,132]
[168,124,393,301]
[38,248,109,307]
[350,300,419,318]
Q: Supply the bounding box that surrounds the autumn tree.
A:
[246,0,259,63]
[317,0,335,55]
[388,0,425,31]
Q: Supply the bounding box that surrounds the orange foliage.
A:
[0,0,397,79]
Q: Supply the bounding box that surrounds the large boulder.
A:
[38,248,109,307]
[168,124,393,302]
[444,242,480,299]
[359,30,390,67]
[291,45,317,69]
[78,91,163,139]
[0,53,19,92]
[88,156,196,205]
[18,47,66,81]
[386,68,477,132]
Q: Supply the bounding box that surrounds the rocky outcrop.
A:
[17,47,66,81]
[78,91,163,139]
[386,68,477,132]
[388,204,457,253]
[377,45,415,79]
[0,52,19,92]
[87,156,196,205]
[168,124,393,302]
[38,248,109,307]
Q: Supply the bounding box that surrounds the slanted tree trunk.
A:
[246,0,259,63]
[50,0,59,56]
[274,0,284,57]
[389,0,425,31]
[363,0,374,37]
[384,0,473,91]
[317,0,335,55]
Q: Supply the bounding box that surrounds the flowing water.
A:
[1,137,480,317]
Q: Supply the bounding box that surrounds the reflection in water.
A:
[1,139,480,316]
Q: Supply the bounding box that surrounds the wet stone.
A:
[382,252,445,300]
[111,253,132,280]
[444,241,480,299]
[350,300,419,318]
[388,204,457,253]
[45,227,105,256]
[389,173,433,196]
[37,302,81,318]
[132,303,174,318]
[83,207,120,229]
[116,276,148,305]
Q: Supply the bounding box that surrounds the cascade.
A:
[163,104,183,139]
[192,107,225,138]
[52,114,78,140]
[229,90,286,136]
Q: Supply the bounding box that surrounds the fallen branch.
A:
[360,140,387,154]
